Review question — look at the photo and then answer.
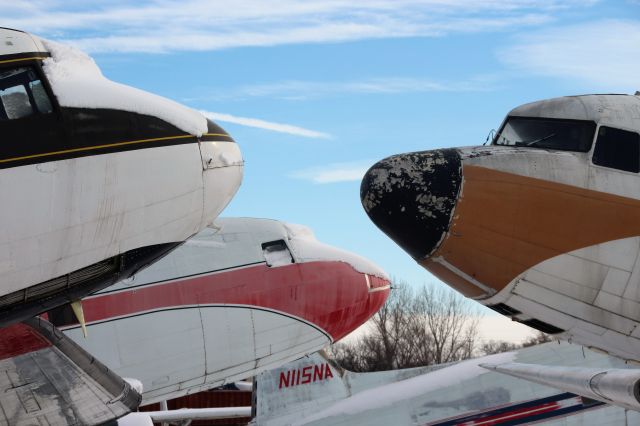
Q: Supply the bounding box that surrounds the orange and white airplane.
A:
[361,93,640,384]
[0,28,242,425]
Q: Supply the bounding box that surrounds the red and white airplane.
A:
[54,217,390,405]
[0,28,242,425]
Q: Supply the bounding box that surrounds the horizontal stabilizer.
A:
[234,381,253,391]
[118,407,251,425]
[0,317,141,425]
[481,361,640,411]
[146,407,251,421]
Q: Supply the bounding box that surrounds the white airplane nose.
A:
[200,140,243,226]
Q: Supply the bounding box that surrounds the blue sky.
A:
[6,1,640,341]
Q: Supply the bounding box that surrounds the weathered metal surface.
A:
[0,318,139,426]
[360,148,462,260]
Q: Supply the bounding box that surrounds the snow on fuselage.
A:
[54,217,390,404]
[0,28,242,326]
[361,94,640,363]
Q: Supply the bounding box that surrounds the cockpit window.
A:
[1,85,32,119]
[0,66,53,120]
[262,240,294,267]
[29,80,53,114]
[494,117,596,152]
[592,126,640,173]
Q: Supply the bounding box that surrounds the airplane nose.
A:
[360,148,462,261]
[200,141,243,226]
[284,230,391,341]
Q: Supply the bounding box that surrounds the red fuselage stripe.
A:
[81,261,389,341]
[463,401,559,425]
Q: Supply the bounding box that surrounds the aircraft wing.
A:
[0,317,140,425]
[481,361,640,411]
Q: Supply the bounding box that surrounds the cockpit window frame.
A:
[492,115,597,153]
[0,60,59,119]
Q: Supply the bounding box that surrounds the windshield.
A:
[493,117,596,152]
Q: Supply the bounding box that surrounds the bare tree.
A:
[330,283,417,371]
[367,283,417,369]
[479,331,553,356]
[521,331,553,347]
[330,281,482,371]
[414,286,479,364]
[331,280,556,370]
[479,340,520,355]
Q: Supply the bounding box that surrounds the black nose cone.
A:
[360,149,462,260]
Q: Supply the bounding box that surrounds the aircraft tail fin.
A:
[253,351,350,424]
[252,350,443,424]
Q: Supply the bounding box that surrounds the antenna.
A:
[484,129,496,146]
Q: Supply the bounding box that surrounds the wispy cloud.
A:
[201,111,331,139]
[3,0,596,53]
[225,76,498,101]
[290,160,375,183]
[500,19,640,90]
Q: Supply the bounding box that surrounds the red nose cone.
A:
[316,266,390,342]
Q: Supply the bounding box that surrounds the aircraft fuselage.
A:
[54,218,390,404]
[0,28,243,326]
[362,94,640,362]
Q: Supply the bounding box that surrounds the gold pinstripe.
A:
[0,56,49,65]
[0,134,196,164]
[202,133,233,139]
[1,133,233,164]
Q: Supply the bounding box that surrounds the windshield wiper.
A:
[515,133,556,147]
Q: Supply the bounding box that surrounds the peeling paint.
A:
[360,149,462,260]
